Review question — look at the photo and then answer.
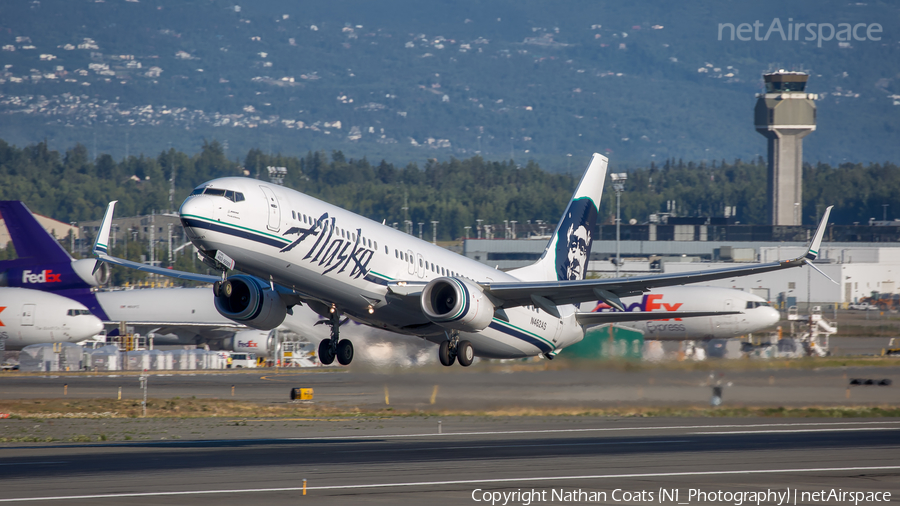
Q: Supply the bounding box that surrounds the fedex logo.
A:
[592,294,684,321]
[237,340,258,348]
[22,269,62,284]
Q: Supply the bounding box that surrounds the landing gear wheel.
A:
[457,340,474,367]
[439,340,456,366]
[222,280,233,297]
[336,339,354,365]
[318,339,335,365]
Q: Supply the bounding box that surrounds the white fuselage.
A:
[589,286,780,340]
[0,288,103,350]
[180,178,585,359]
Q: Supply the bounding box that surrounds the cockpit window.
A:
[745,301,772,309]
[67,309,92,316]
[192,187,245,202]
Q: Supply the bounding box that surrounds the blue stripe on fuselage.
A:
[181,218,286,249]
[488,320,553,353]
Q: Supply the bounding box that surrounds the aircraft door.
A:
[259,186,281,232]
[21,304,35,326]
[406,249,415,275]
[716,298,738,336]
[416,253,425,278]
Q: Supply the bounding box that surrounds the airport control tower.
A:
[755,71,817,225]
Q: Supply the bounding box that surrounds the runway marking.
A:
[2,465,899,502]
[336,439,691,453]
[283,420,900,441]
[4,422,897,450]
[0,461,67,466]
[692,427,900,435]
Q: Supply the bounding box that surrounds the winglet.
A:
[805,205,832,261]
[93,200,118,256]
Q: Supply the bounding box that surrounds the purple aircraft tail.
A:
[0,201,73,264]
[0,201,110,319]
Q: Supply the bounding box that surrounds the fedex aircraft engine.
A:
[213,275,286,330]
[420,277,494,332]
[226,329,278,358]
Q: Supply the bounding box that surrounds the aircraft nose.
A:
[764,307,781,326]
[180,195,214,228]
[74,315,104,342]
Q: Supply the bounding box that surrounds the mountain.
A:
[0,0,898,170]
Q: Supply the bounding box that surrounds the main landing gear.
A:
[439,330,474,367]
[318,310,354,366]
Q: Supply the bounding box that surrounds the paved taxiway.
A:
[1,417,899,505]
[2,364,899,410]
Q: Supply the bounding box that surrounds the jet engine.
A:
[223,329,278,358]
[72,259,110,286]
[213,275,287,330]
[420,277,494,332]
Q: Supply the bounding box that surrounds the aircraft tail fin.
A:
[508,153,607,282]
[0,201,73,263]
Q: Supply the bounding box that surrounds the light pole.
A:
[611,173,628,278]
[431,221,439,244]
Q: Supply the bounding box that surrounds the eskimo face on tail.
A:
[554,197,598,281]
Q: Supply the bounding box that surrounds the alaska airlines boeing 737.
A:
[93,153,832,367]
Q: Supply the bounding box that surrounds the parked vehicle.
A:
[857,292,900,311]
[230,353,257,368]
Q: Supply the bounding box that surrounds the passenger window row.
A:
[289,210,378,251]
[393,248,463,279]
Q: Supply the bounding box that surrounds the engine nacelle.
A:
[213,275,287,330]
[73,259,110,286]
[420,277,494,332]
[226,329,277,358]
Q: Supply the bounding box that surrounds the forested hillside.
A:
[2,139,898,239]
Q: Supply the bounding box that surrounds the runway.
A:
[2,366,899,504]
[1,418,899,505]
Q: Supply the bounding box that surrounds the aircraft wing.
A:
[481,206,832,316]
[92,201,221,284]
[574,311,739,327]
